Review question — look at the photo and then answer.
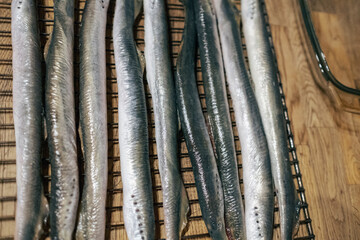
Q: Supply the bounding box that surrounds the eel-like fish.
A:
[113,0,155,239]
[44,0,79,238]
[214,0,274,239]
[241,0,301,239]
[12,0,49,239]
[193,0,245,238]
[76,0,110,238]
[144,0,189,239]
[175,0,227,239]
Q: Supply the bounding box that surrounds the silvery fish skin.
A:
[175,0,227,239]
[76,0,110,238]
[242,0,301,239]
[45,0,79,238]
[12,0,49,239]
[113,0,155,239]
[193,0,245,238]
[214,0,274,239]
[144,0,189,239]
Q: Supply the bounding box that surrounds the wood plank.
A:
[310,12,355,89]
[306,128,357,239]
[270,23,336,130]
[268,0,360,239]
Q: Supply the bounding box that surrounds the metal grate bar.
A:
[0,0,314,239]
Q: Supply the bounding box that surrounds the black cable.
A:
[299,0,360,96]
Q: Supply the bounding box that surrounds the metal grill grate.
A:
[0,0,315,239]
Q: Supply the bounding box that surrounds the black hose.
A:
[299,0,360,96]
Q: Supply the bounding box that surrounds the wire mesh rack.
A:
[0,0,314,239]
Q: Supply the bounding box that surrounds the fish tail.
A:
[134,0,143,19]
[43,31,53,61]
[280,190,301,239]
[179,185,190,236]
[292,196,301,237]
[34,194,49,239]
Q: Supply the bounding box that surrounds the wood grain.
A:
[268,0,360,239]
[1,0,359,239]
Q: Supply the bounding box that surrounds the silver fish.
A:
[193,0,245,238]
[241,0,301,239]
[214,0,274,239]
[12,0,49,239]
[113,0,155,239]
[44,0,79,238]
[175,0,227,239]
[144,0,189,239]
[76,0,110,238]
